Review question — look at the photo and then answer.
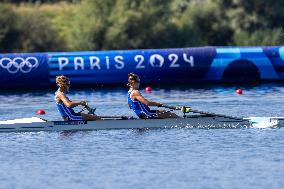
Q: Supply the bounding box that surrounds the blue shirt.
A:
[127,89,157,118]
[55,91,83,121]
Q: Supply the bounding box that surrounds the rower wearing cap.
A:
[127,73,179,119]
[55,75,100,121]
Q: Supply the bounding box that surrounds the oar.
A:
[161,105,243,120]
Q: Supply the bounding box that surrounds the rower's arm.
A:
[57,92,83,108]
[133,90,162,107]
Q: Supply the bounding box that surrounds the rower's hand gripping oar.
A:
[161,105,243,120]
[79,102,96,115]
[84,105,96,115]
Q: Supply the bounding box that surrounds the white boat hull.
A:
[0,115,252,132]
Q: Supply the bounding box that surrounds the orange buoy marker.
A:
[36,109,46,115]
[236,89,243,95]
[145,86,152,93]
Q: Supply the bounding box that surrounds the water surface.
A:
[0,84,283,189]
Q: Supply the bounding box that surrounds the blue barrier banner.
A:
[0,53,49,88]
[1,47,284,88]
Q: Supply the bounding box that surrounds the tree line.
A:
[0,0,283,53]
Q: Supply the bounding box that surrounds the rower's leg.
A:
[157,110,180,118]
[81,113,101,121]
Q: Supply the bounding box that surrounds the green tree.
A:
[229,0,284,31]
[70,0,115,50]
[72,0,190,50]
[16,11,67,52]
[233,28,284,46]
[104,0,177,49]
[176,0,233,46]
[216,0,284,45]
[1,0,79,4]
[0,4,21,53]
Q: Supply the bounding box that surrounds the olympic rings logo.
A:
[0,57,39,74]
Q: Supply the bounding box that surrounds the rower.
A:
[55,75,100,121]
[127,73,179,119]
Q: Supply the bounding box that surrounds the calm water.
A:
[0,84,283,189]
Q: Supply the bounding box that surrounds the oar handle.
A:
[79,104,96,115]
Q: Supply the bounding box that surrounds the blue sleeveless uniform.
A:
[127,89,158,119]
[55,91,83,121]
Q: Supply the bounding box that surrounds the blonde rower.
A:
[55,75,100,121]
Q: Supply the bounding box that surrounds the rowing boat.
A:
[0,114,254,132]
[1,115,282,133]
[0,103,281,132]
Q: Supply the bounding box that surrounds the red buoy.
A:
[236,89,243,95]
[145,86,152,93]
[36,109,46,115]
